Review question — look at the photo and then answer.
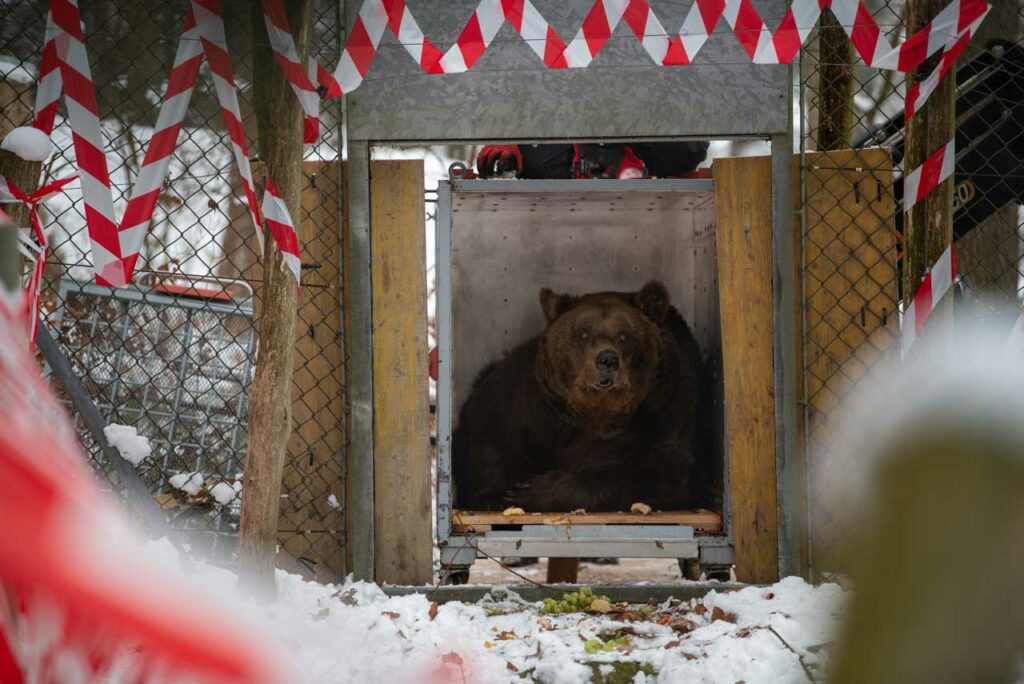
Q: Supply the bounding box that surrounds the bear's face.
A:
[537,280,670,426]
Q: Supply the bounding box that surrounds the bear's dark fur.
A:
[452,280,703,512]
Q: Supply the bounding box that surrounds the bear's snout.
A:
[595,349,620,372]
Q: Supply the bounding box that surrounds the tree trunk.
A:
[238,0,310,596]
[903,0,956,327]
[0,151,41,230]
[815,10,854,151]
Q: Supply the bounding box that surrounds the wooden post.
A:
[237,0,310,596]
[370,160,432,585]
[815,10,854,151]
[903,0,956,315]
[0,152,41,230]
[714,155,780,584]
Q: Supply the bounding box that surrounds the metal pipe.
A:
[35,322,170,536]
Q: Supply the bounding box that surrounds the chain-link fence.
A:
[0,0,349,581]
[798,0,1024,578]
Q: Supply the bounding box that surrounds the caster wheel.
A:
[679,558,702,581]
[441,568,470,585]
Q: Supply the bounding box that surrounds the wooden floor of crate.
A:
[452,509,723,533]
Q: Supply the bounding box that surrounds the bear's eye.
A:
[577,328,590,340]
[618,331,630,342]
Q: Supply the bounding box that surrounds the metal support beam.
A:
[35,323,169,536]
[771,123,802,579]
[345,140,375,580]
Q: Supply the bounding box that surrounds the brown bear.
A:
[452,280,703,512]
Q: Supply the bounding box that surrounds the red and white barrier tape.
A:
[902,243,956,357]
[262,0,321,144]
[27,0,987,286]
[260,178,302,287]
[192,0,263,244]
[325,0,989,80]
[903,138,956,214]
[30,0,299,287]
[904,15,981,120]
[0,175,77,348]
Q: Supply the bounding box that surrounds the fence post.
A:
[815,10,854,151]
[903,0,956,320]
[237,0,310,596]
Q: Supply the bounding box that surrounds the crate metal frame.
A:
[435,177,733,577]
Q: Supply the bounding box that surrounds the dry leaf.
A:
[502,506,525,516]
[711,607,737,623]
[683,652,699,661]
[496,631,517,640]
[668,616,698,633]
[736,628,752,638]
[589,598,612,613]
[630,502,652,515]
[483,641,495,648]
[664,640,681,649]
[383,611,401,619]
[428,602,439,620]
[694,603,707,616]
[506,661,518,672]
[538,617,554,630]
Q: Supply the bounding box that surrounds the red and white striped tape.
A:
[193,0,263,249]
[262,0,321,144]
[40,0,123,287]
[116,8,204,281]
[904,15,983,120]
[903,138,956,214]
[260,178,302,287]
[902,243,956,356]
[332,0,989,77]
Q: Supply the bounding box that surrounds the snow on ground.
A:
[168,471,204,496]
[148,539,844,684]
[103,423,152,466]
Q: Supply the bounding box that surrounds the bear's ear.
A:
[635,280,670,321]
[539,288,575,324]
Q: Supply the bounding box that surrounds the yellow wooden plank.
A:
[371,160,432,585]
[714,155,779,584]
[801,147,898,572]
[250,161,347,580]
[452,510,723,531]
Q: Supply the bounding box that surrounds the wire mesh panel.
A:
[0,0,348,581]
[799,0,1024,578]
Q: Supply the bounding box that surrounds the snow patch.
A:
[1,126,53,162]
[169,471,204,496]
[102,423,151,466]
[209,482,237,506]
[0,55,37,85]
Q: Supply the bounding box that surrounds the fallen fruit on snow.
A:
[502,506,525,516]
[589,598,612,612]
[630,502,652,515]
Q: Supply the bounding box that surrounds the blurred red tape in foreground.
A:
[0,320,283,683]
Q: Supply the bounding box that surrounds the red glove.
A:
[429,346,439,381]
[476,145,523,178]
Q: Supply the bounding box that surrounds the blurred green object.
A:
[830,433,1024,684]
